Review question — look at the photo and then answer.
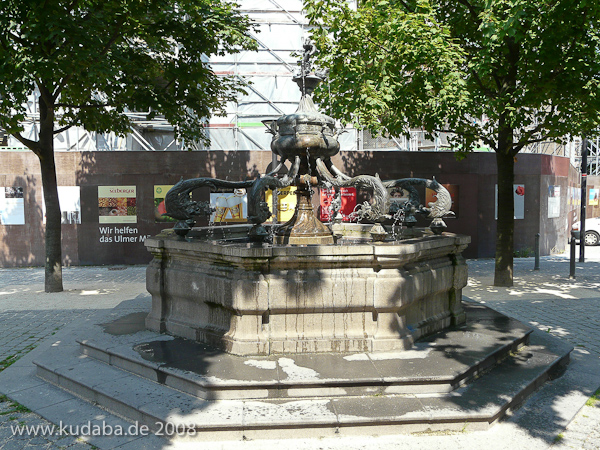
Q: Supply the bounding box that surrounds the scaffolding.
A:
[572,136,600,175]
[4,1,311,152]
[2,0,592,158]
[5,0,413,153]
[7,88,182,152]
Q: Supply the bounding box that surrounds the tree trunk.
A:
[37,96,63,293]
[494,129,515,287]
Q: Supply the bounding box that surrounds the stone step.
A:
[33,330,571,440]
[74,303,534,400]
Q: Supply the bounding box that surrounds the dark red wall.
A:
[0,150,583,266]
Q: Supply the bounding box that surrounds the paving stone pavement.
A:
[0,396,91,450]
[462,247,600,450]
[551,398,600,450]
[465,250,600,356]
[0,250,599,449]
[0,266,147,367]
[0,265,147,449]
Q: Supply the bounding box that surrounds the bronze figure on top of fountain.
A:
[163,39,454,242]
[257,39,342,244]
[265,41,340,162]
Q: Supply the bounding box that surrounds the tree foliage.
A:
[0,0,257,291]
[306,0,466,140]
[0,0,257,143]
[305,0,600,285]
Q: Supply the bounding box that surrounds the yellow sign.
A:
[266,186,297,222]
[154,185,173,198]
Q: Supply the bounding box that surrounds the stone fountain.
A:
[30,41,571,441]
[144,40,468,356]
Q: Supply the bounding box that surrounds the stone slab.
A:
[35,397,144,449]
[27,301,572,443]
[331,396,428,423]
[76,303,534,400]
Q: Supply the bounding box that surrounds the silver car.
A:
[572,217,600,246]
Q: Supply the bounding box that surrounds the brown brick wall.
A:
[0,150,580,266]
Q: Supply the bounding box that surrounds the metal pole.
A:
[534,233,540,270]
[580,138,588,262]
[271,153,279,224]
[570,231,576,279]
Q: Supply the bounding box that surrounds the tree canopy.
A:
[0,0,257,291]
[305,0,600,285]
[0,0,257,145]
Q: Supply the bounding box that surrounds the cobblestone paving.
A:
[0,265,147,366]
[550,392,600,450]
[465,253,600,355]
[0,310,86,371]
[465,247,600,450]
[0,265,146,449]
[0,395,91,450]
[0,255,599,449]
[0,265,146,291]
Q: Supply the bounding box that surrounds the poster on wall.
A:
[0,187,25,225]
[59,186,81,224]
[495,184,525,220]
[548,185,561,218]
[209,189,247,223]
[589,188,599,206]
[42,186,81,224]
[153,185,177,223]
[266,186,297,223]
[320,187,357,222]
[425,184,459,218]
[98,186,137,224]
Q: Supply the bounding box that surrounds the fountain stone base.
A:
[145,228,469,356]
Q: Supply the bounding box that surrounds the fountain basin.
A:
[145,228,469,356]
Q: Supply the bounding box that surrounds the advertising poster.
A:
[589,188,599,206]
[425,184,459,218]
[0,187,25,225]
[154,185,177,223]
[548,185,561,219]
[495,184,525,220]
[58,186,81,224]
[320,187,357,222]
[266,186,297,223]
[42,186,81,224]
[569,186,574,206]
[210,189,248,223]
[98,186,137,224]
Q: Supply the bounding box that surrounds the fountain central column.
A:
[273,174,334,245]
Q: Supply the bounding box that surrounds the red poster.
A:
[320,187,357,222]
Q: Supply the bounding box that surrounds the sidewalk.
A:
[0,265,148,449]
[0,250,599,450]
[463,249,600,450]
[467,252,600,355]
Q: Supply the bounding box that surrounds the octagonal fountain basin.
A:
[145,225,470,356]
